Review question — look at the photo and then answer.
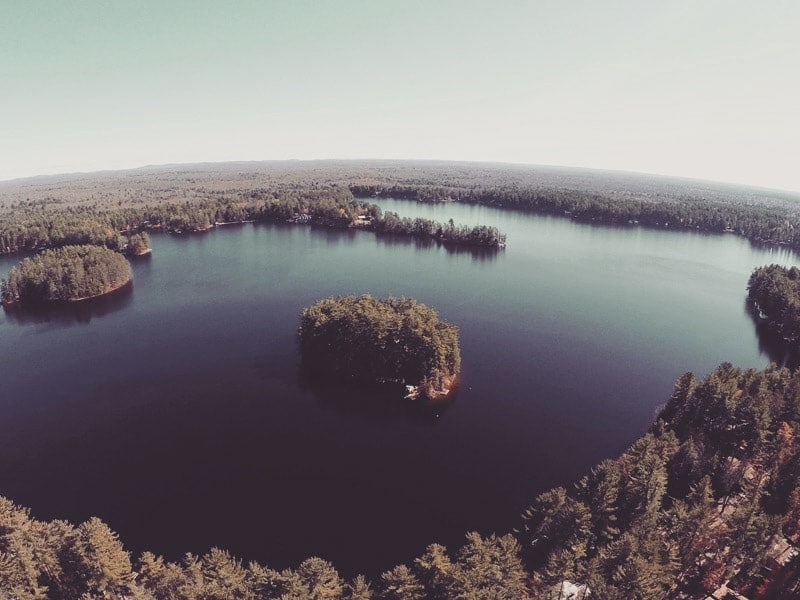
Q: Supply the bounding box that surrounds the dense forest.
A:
[4,159,800,258]
[298,295,460,398]
[350,182,800,249]
[748,265,800,344]
[1,363,798,598]
[1,245,132,304]
[0,188,504,257]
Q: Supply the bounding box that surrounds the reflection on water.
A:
[746,300,800,370]
[374,232,501,262]
[442,242,502,262]
[311,225,359,246]
[2,283,134,325]
[298,368,454,424]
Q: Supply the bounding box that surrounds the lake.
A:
[0,198,796,577]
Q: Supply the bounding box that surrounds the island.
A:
[1,244,132,305]
[747,264,800,343]
[298,294,460,400]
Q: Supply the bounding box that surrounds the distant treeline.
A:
[748,264,800,343]
[0,189,505,256]
[299,295,460,394]
[3,160,800,251]
[1,245,132,304]
[351,183,800,249]
[2,363,798,599]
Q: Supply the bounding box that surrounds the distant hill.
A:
[1,160,798,209]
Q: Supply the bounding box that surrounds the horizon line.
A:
[1,158,799,198]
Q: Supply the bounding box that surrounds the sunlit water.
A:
[0,199,796,576]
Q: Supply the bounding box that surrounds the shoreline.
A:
[2,277,132,307]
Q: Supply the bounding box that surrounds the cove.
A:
[0,199,796,577]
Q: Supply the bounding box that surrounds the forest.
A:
[350,182,800,249]
[748,265,800,344]
[298,295,460,398]
[4,159,800,258]
[0,188,504,257]
[0,245,132,304]
[1,363,799,598]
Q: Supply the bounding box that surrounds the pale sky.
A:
[1,1,799,191]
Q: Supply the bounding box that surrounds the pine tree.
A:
[344,575,373,600]
[377,565,424,600]
[58,517,132,598]
[575,459,622,549]
[451,532,529,598]
[296,557,343,600]
[199,547,249,599]
[621,434,669,525]
[0,498,47,599]
[413,543,455,599]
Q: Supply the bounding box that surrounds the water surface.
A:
[0,200,795,576]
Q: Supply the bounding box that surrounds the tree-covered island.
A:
[1,245,132,305]
[747,264,800,343]
[299,295,460,400]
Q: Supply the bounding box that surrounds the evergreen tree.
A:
[58,517,133,598]
[344,575,373,600]
[451,533,529,599]
[575,459,622,549]
[377,565,424,600]
[296,557,344,600]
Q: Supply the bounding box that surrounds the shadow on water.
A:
[310,225,359,246]
[441,242,502,262]
[746,300,800,370]
[297,366,455,425]
[374,232,501,262]
[2,282,134,325]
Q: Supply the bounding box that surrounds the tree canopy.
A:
[1,244,132,304]
[299,295,460,395]
[748,264,800,343]
[3,363,800,598]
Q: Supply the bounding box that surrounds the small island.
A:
[1,245,132,305]
[747,264,800,342]
[299,294,460,400]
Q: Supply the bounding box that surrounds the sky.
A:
[1,1,799,191]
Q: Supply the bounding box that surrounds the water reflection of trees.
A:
[374,232,501,262]
[746,300,800,369]
[2,282,134,325]
[297,367,454,425]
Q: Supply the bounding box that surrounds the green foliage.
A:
[748,264,800,342]
[299,295,460,391]
[0,187,505,258]
[352,175,800,250]
[2,244,132,304]
[377,213,506,247]
[1,362,798,599]
[127,232,151,255]
[377,565,425,600]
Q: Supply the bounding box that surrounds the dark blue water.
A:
[0,200,796,576]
